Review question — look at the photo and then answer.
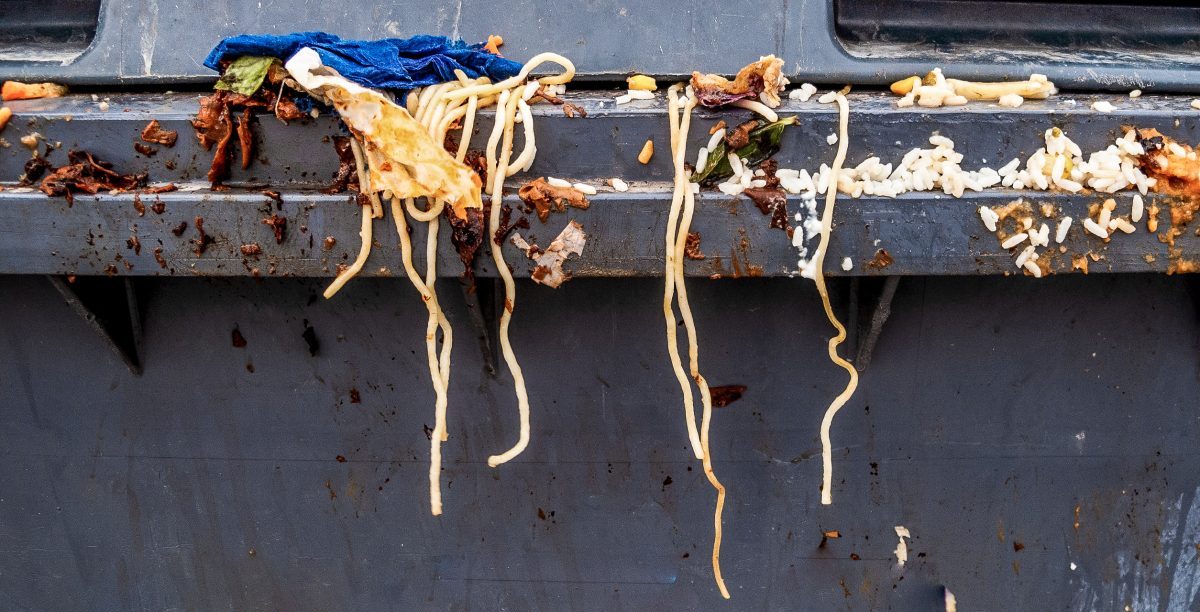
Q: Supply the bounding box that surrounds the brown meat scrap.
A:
[141,120,178,146]
[511,221,587,288]
[324,137,359,194]
[447,206,485,283]
[237,109,254,169]
[518,178,590,222]
[709,385,747,408]
[691,55,786,108]
[194,87,302,186]
[685,231,706,260]
[193,92,235,184]
[39,150,148,205]
[744,187,790,232]
[724,120,756,150]
[262,214,287,244]
[1137,128,1200,198]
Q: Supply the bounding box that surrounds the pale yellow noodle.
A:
[443,53,575,102]
[663,84,704,459]
[669,89,729,600]
[814,93,859,506]
[485,90,533,468]
[322,139,377,299]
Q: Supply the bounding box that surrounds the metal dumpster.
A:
[1,2,1199,610]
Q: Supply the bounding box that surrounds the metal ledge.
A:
[1,92,1197,278]
[1,188,1193,278]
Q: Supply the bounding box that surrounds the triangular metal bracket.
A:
[46,275,144,375]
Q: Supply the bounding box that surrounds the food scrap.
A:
[691,55,786,109]
[0,107,11,133]
[638,138,654,164]
[892,69,1054,108]
[709,385,746,407]
[1134,128,1200,197]
[894,526,911,566]
[518,177,590,222]
[141,120,178,146]
[627,74,657,91]
[512,220,587,288]
[1,81,68,101]
[39,150,148,205]
[262,214,287,244]
[685,231,705,260]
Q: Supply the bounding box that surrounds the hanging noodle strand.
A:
[484,90,534,468]
[666,83,730,600]
[812,93,859,506]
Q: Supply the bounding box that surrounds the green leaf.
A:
[690,116,797,185]
[215,56,279,96]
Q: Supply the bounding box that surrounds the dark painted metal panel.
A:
[1,189,1196,278]
[2,1,1200,91]
[1,274,1197,610]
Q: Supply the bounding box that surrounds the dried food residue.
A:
[511,220,587,288]
[192,216,213,255]
[447,206,485,284]
[39,150,148,205]
[324,136,360,194]
[240,243,262,257]
[141,120,178,146]
[685,231,706,260]
[262,214,287,244]
[493,203,530,245]
[518,178,590,222]
[709,384,747,408]
[232,327,247,347]
[868,249,894,269]
[301,319,319,356]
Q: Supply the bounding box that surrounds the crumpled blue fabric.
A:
[204,32,522,93]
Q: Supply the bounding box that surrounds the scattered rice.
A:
[1015,245,1036,268]
[1091,100,1115,113]
[1112,217,1136,234]
[1083,218,1109,239]
[546,177,572,188]
[1192,99,1200,110]
[1001,232,1028,249]
[827,133,838,146]
[1131,194,1144,222]
[1023,260,1043,278]
[789,83,818,102]
[609,177,629,192]
[979,206,999,232]
[614,93,633,104]
[573,182,598,195]
[626,89,654,100]
[727,152,744,177]
[1129,89,1142,98]
[998,94,1024,108]
[817,91,838,104]
[707,129,726,151]
[1055,217,1072,243]
[841,257,853,271]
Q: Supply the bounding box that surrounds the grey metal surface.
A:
[2,92,1197,278]
[3,1,1200,92]
[2,189,1196,278]
[1,273,1198,610]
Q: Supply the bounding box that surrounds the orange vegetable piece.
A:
[1,81,68,101]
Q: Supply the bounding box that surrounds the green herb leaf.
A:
[215,56,279,96]
[690,116,797,185]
